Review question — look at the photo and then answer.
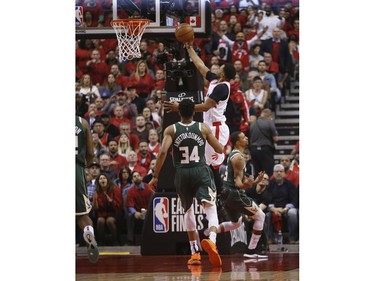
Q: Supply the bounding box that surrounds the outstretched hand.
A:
[183,40,194,49]
[163,101,179,112]
[243,174,255,189]
[254,171,265,185]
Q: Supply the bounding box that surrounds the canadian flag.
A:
[186,16,201,27]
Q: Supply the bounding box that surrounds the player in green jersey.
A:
[150,99,224,267]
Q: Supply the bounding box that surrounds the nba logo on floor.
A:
[153,197,169,233]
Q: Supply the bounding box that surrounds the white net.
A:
[111,19,150,62]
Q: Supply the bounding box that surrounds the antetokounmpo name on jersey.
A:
[174,132,204,147]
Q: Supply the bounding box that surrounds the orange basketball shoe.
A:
[201,239,222,267]
[187,252,201,265]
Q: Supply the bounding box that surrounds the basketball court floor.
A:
[76,245,299,280]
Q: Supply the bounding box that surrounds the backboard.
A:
[76,0,211,39]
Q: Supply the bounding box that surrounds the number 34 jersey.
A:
[172,121,207,168]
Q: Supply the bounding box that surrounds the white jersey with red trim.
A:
[203,80,230,124]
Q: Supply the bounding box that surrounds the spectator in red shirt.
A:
[263,52,279,75]
[219,27,267,71]
[92,173,122,246]
[85,49,109,86]
[126,150,147,178]
[125,171,155,244]
[76,39,94,74]
[110,64,129,90]
[225,4,247,26]
[137,141,156,172]
[128,60,155,100]
[103,91,138,126]
[147,129,161,157]
[110,105,132,130]
[153,69,166,93]
[107,139,129,175]
[242,24,257,41]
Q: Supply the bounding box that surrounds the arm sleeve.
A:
[209,84,229,103]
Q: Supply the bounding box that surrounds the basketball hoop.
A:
[111,19,150,62]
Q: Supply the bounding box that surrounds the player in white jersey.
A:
[164,41,236,192]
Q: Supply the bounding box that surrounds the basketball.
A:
[175,23,194,43]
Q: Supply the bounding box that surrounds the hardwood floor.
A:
[76,246,299,280]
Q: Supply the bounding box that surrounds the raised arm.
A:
[185,44,209,78]
[221,33,234,48]
[246,26,268,49]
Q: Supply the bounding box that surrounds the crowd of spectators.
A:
[75,0,299,246]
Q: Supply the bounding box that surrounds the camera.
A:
[156,45,178,65]
[166,59,194,80]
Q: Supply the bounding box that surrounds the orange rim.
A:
[111,19,150,35]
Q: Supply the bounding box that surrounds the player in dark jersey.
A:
[76,116,99,263]
[211,131,267,258]
[149,99,224,267]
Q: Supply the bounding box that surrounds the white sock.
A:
[248,233,261,250]
[209,232,217,244]
[190,240,199,254]
[84,225,94,235]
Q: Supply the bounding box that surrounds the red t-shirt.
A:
[129,74,156,98]
[95,185,123,218]
[126,183,155,212]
